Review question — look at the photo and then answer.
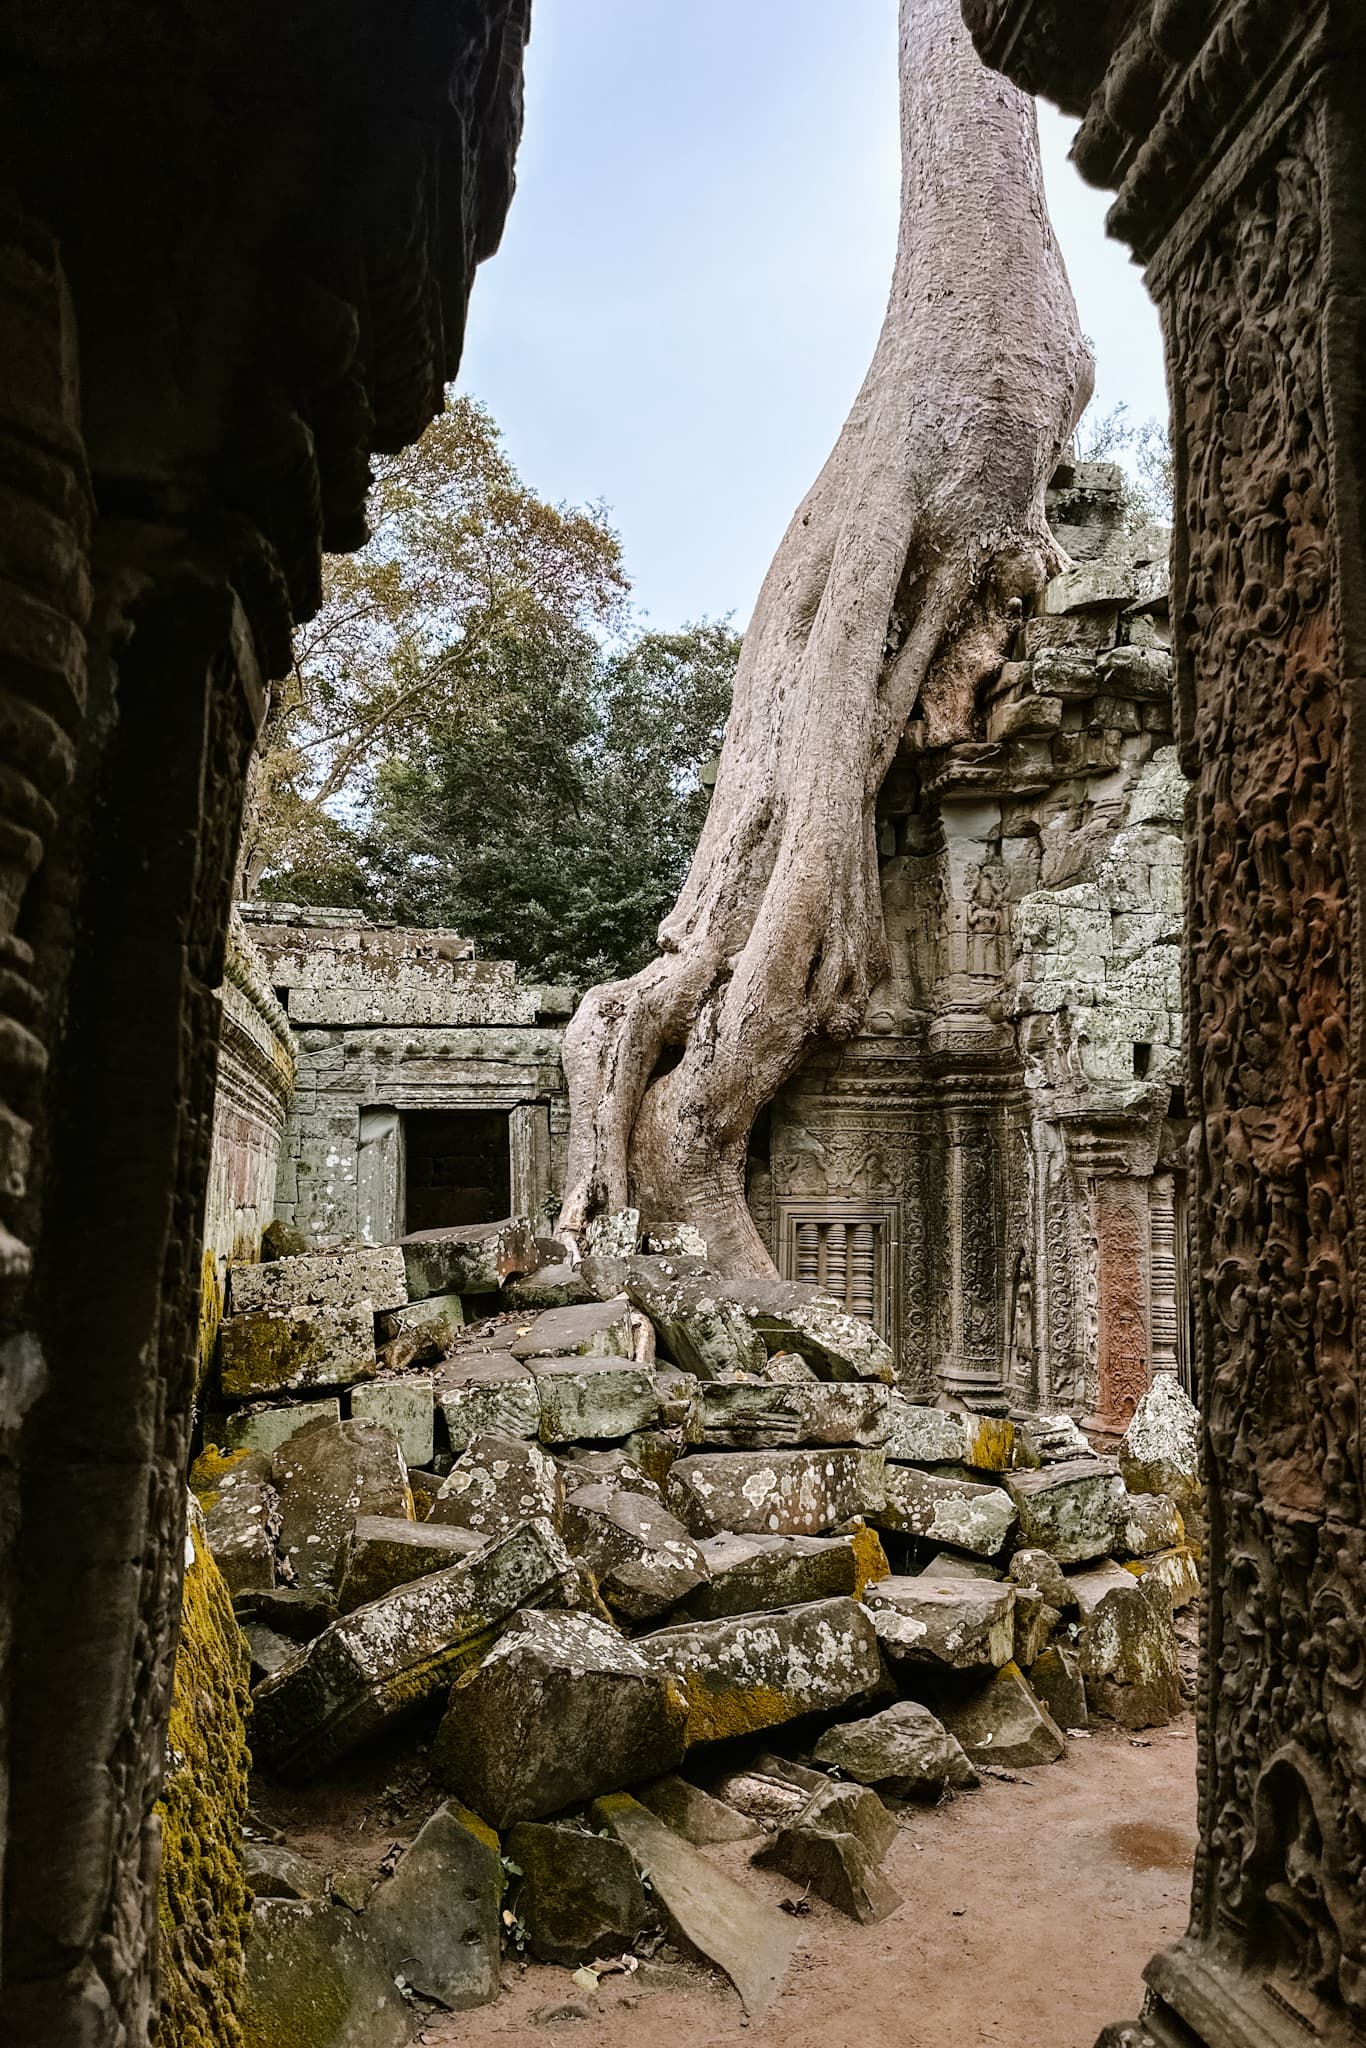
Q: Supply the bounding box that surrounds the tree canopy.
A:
[247,396,738,985]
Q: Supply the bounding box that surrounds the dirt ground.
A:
[413,1717,1195,2048]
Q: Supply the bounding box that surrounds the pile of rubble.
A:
[193,1215,1201,2041]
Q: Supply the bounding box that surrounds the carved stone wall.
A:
[963,2,1366,2044]
[754,470,1187,1425]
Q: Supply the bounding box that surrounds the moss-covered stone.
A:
[157,1504,253,2048]
[505,1821,651,1965]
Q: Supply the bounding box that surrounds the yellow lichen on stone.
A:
[969,1417,1015,1472]
[198,1245,226,1393]
[157,1509,252,2048]
[847,1522,891,1599]
[189,1443,257,1512]
[680,1673,793,1746]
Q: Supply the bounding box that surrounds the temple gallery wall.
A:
[214,461,1187,1436]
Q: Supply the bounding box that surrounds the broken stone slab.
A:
[1008,1546,1074,1612]
[1012,1585,1059,1667]
[645,1222,708,1259]
[504,1820,652,1966]
[244,1840,325,1900]
[640,1595,883,1747]
[427,1433,562,1539]
[682,1531,857,1620]
[1004,1457,1129,1565]
[1120,1374,1202,1523]
[366,1801,503,2011]
[863,1573,1015,1671]
[234,1585,338,1641]
[335,1514,485,1613]
[402,1218,539,1300]
[583,1208,643,1261]
[273,1418,411,1596]
[504,1263,596,1310]
[220,1302,377,1400]
[252,1518,572,1777]
[698,1379,891,1448]
[625,1427,688,1492]
[1028,1643,1089,1731]
[244,1622,298,1681]
[751,1792,902,1924]
[562,1482,708,1621]
[882,1396,1014,1470]
[1072,1563,1182,1728]
[229,1244,408,1316]
[1125,1544,1200,1611]
[241,1896,414,2048]
[592,1791,800,2016]
[351,1376,434,1469]
[788,1777,898,1860]
[433,1610,688,1826]
[636,1774,757,1844]
[1013,1412,1096,1467]
[666,1448,883,1538]
[876,1464,1017,1557]
[813,1700,979,1796]
[1119,1492,1185,1558]
[624,1256,769,1378]
[190,1447,277,1596]
[940,1662,1068,1769]
[916,1553,1005,1582]
[377,1292,464,1345]
[437,1360,540,1451]
[510,1297,635,1361]
[225,1396,341,1458]
[559,1447,662,1498]
[760,1349,819,1383]
[531,1358,661,1443]
[710,1769,810,1829]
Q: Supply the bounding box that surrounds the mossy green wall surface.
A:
[157,1510,252,2047]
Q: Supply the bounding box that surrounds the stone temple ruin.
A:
[3,4,1364,2047]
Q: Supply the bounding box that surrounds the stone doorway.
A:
[403,1108,513,1234]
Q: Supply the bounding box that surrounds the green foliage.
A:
[1074,400,1173,528]
[252,392,738,985]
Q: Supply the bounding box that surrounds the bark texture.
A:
[560,0,1093,1271]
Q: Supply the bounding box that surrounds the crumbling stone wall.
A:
[751,465,1186,1427]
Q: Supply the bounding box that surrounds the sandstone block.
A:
[335,1514,484,1613]
[351,1376,434,1468]
[562,1482,708,1621]
[559,1447,661,1498]
[241,1897,412,2047]
[428,1433,562,1539]
[244,1841,324,1901]
[624,1256,768,1378]
[1008,1546,1074,1611]
[437,1359,540,1450]
[504,1821,652,1966]
[640,1595,882,1746]
[191,1447,277,1596]
[667,1448,883,1538]
[863,1573,1014,1671]
[532,1358,660,1442]
[941,1662,1067,1768]
[813,1700,978,1796]
[229,1244,407,1316]
[402,1218,538,1299]
[510,1297,634,1361]
[683,1531,857,1620]
[636,1774,756,1844]
[377,1291,464,1345]
[225,1396,340,1457]
[1120,1374,1202,1523]
[877,1465,1017,1557]
[1004,1456,1128,1564]
[367,1801,503,2011]
[273,1418,411,1596]
[433,1610,688,1826]
[1028,1643,1089,1731]
[1125,1544,1199,1610]
[729,1274,896,1383]
[504,1263,596,1310]
[751,1789,901,1924]
[220,1303,377,1400]
[699,1379,891,1448]
[1072,1565,1182,1728]
[252,1518,572,1776]
[1120,1492,1185,1558]
[882,1395,1014,1470]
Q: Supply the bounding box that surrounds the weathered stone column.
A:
[1148,1170,1180,1380]
[965,2,1366,2042]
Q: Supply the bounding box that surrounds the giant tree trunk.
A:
[560,0,1093,1271]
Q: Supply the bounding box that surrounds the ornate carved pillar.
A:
[1148,1170,1180,1379]
[965,2,1366,2042]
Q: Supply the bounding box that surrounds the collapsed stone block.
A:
[640,1595,883,1746]
[350,1375,434,1468]
[402,1218,538,1299]
[366,1801,503,2011]
[1120,1374,1202,1526]
[427,1433,562,1539]
[636,1774,757,1844]
[1012,1584,1059,1666]
[504,1820,652,1966]
[433,1610,689,1827]
[437,1360,540,1451]
[1072,1562,1182,1728]
[940,1662,1067,1769]
[335,1513,484,1613]
[510,1297,635,1360]
[243,1841,324,1901]
[876,1464,1017,1557]
[1004,1456,1129,1565]
[190,1447,277,1596]
[562,1481,707,1620]
[273,1418,411,1596]
[813,1699,979,1796]
[241,1897,413,2047]
[751,1783,902,1924]
[726,1274,897,1384]
[229,1244,408,1316]
[252,1518,572,1777]
[531,1358,660,1442]
[504,1263,596,1309]
[220,1302,377,1400]
[1125,1544,1200,1610]
[863,1573,1015,1671]
[225,1396,341,1458]
[698,1379,891,1448]
[1028,1643,1088,1731]
[1008,1546,1074,1612]
[882,1396,1014,1470]
[666,1448,883,1538]
[625,1256,768,1378]
[559,1447,661,1497]
[683,1530,859,1620]
[1120,1492,1185,1557]
[377,1291,464,1345]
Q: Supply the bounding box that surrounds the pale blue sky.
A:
[458,0,1167,630]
